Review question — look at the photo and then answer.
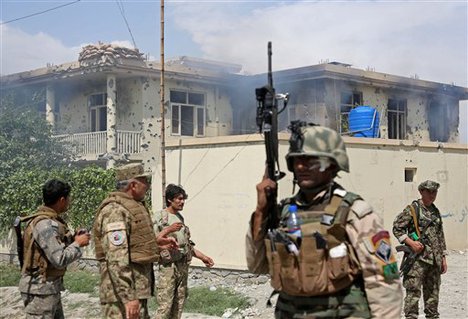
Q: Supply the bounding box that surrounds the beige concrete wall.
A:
[153,135,467,269]
[2,135,466,270]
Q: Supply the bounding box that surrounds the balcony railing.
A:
[53,130,142,156]
[117,130,141,154]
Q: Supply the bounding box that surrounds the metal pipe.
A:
[160,0,166,207]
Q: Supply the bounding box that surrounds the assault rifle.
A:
[255,42,289,230]
[396,215,438,276]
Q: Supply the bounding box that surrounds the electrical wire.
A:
[183,148,210,185]
[186,134,256,203]
[1,0,81,26]
[115,0,137,49]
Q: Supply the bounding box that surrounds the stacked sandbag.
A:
[79,42,145,67]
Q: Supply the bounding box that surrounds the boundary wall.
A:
[1,134,466,269]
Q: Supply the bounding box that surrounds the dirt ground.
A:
[0,250,466,319]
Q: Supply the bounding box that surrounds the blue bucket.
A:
[349,106,380,138]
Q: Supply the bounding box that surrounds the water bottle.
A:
[286,204,302,238]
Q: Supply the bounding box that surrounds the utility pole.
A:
[160,0,166,207]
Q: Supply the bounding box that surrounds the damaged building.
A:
[1,43,466,168]
[232,62,467,143]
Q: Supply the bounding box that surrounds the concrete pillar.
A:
[106,75,117,168]
[45,85,55,127]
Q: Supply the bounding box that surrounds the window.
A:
[405,168,416,182]
[340,91,362,133]
[428,100,449,142]
[387,98,407,139]
[170,90,205,136]
[89,93,107,132]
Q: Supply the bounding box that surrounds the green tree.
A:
[0,91,115,231]
[0,91,73,182]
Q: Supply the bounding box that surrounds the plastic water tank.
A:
[348,106,380,138]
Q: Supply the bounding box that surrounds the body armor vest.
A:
[21,207,72,281]
[94,192,159,264]
[264,191,361,297]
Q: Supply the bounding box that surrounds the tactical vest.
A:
[21,207,72,281]
[155,209,193,264]
[94,192,159,264]
[264,190,361,297]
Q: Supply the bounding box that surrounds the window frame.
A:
[387,98,407,140]
[88,93,108,132]
[169,90,206,137]
[339,91,362,133]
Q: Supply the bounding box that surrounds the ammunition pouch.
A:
[21,209,69,281]
[264,192,361,297]
[265,232,359,296]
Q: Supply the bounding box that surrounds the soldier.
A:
[19,179,91,319]
[153,184,214,319]
[93,163,176,319]
[246,124,403,318]
[393,180,448,319]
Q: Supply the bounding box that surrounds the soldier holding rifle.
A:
[246,42,402,318]
[393,180,448,319]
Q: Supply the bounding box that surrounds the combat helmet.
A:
[286,122,350,173]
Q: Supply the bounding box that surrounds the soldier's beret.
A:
[115,163,152,182]
[418,180,440,191]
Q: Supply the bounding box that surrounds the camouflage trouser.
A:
[403,259,441,319]
[101,299,149,319]
[274,282,371,319]
[21,293,64,319]
[155,260,189,319]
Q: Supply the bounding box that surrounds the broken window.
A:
[170,90,205,137]
[340,91,362,133]
[387,98,407,139]
[89,93,107,132]
[428,100,449,142]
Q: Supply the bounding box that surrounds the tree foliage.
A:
[0,90,73,182]
[0,90,116,231]
[0,166,116,232]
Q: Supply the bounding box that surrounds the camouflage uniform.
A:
[246,124,403,318]
[19,206,82,319]
[153,209,192,319]
[393,180,447,319]
[93,163,158,319]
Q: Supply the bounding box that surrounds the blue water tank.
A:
[348,106,380,138]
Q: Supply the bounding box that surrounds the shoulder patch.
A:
[109,231,126,246]
[350,199,373,219]
[105,221,126,232]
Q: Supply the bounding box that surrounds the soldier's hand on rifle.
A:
[252,172,276,241]
[404,237,424,254]
[256,173,277,217]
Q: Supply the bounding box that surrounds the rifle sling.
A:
[409,203,421,238]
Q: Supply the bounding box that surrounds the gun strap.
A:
[408,203,421,238]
